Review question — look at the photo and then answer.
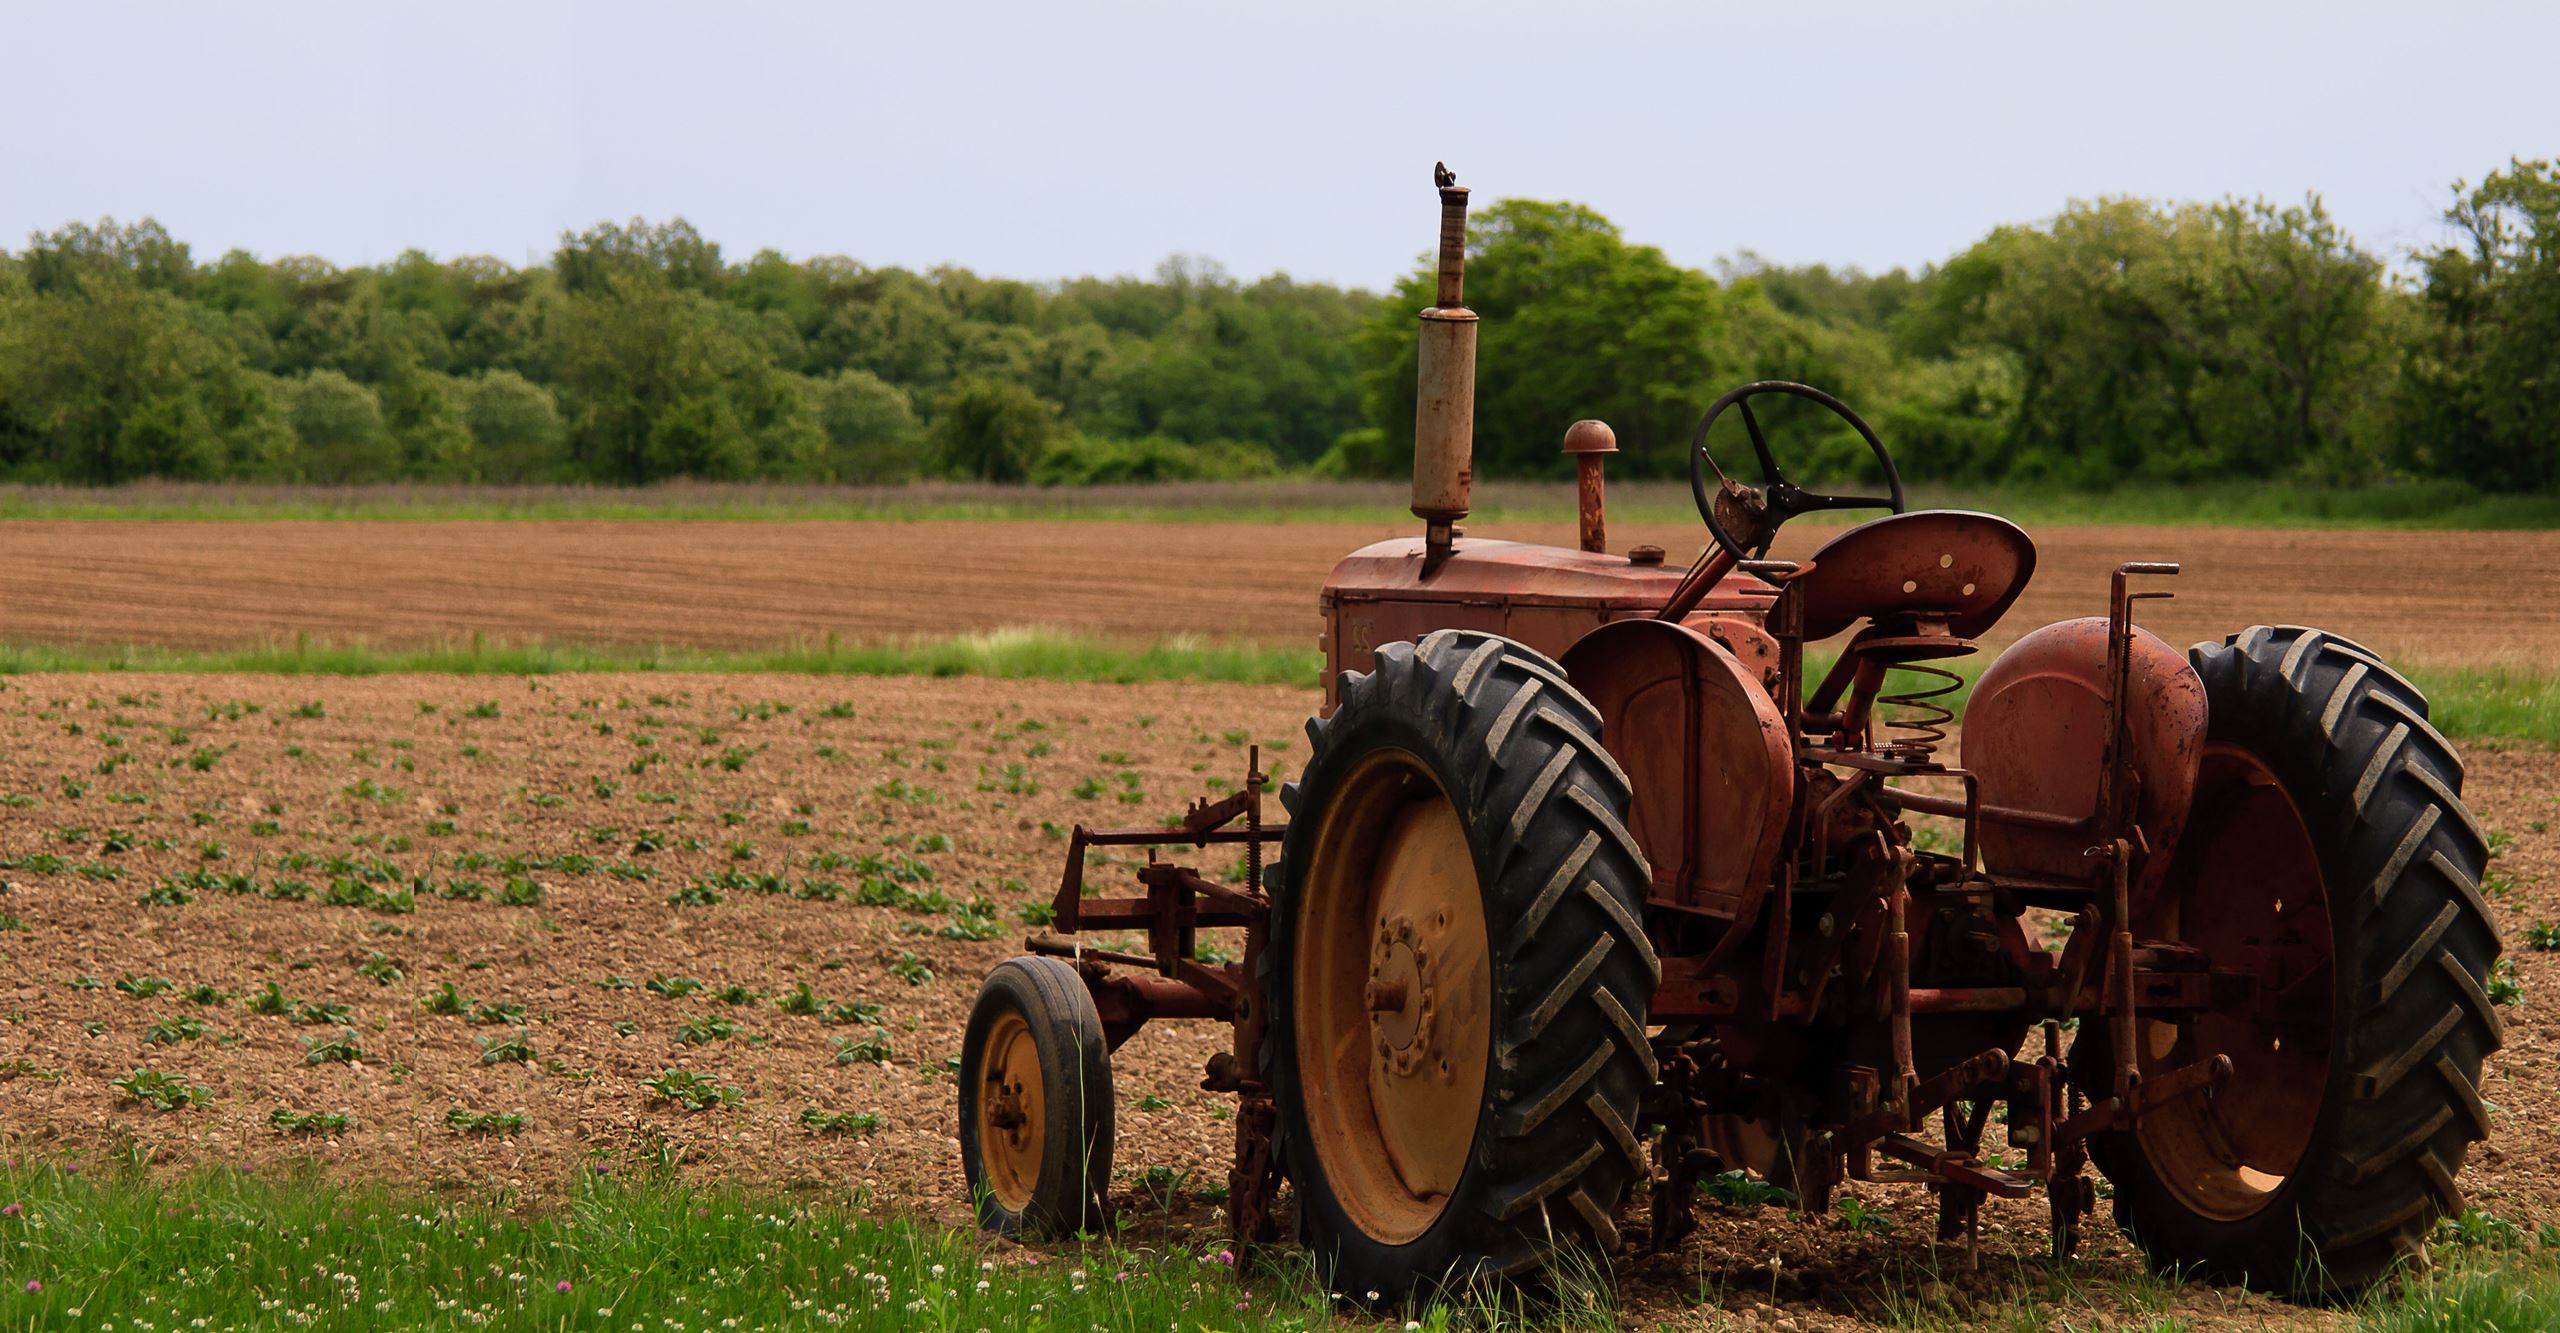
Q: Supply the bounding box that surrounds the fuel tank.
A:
[1964,617,2207,903]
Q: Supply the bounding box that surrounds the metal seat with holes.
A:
[1796,510,2038,643]
[1796,511,2039,760]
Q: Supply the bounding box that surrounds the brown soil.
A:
[4,519,2556,668]
[0,672,2552,1331]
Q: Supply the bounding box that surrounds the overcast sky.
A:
[4,2,2549,289]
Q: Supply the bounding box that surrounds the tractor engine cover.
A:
[1964,617,2205,903]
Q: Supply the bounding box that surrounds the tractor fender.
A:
[1963,617,2205,905]
[1561,618,1791,921]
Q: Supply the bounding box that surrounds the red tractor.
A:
[957,167,2501,1303]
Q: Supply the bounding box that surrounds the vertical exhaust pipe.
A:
[1412,163,1476,576]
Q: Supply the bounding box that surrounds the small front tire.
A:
[959,956,1115,1236]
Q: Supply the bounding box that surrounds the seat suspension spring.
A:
[1877,659,1963,763]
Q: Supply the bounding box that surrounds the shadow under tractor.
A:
[957,166,2503,1304]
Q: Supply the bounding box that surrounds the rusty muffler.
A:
[1413,163,1476,576]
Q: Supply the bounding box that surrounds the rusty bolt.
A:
[1364,979,1408,1012]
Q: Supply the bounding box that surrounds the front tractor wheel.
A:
[1267,630,1658,1301]
[2087,626,2501,1296]
[959,956,1114,1237]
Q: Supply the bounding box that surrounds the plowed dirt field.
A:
[3,520,2555,667]
[2,672,2554,1330]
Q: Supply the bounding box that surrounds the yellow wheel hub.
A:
[1295,749,1491,1244]
[974,1009,1044,1214]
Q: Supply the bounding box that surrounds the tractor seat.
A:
[1793,510,2037,642]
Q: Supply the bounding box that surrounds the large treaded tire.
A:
[2089,624,2502,1296]
[1264,629,1658,1300]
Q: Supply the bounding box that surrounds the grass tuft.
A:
[0,627,1320,687]
[2405,664,2560,750]
[2357,1258,2560,1331]
[0,1162,1326,1330]
[0,631,2550,746]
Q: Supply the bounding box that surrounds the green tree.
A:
[554,219,725,296]
[380,370,476,476]
[816,370,925,482]
[2400,159,2560,491]
[929,377,1056,482]
[461,370,565,481]
[20,217,194,296]
[1355,200,1741,480]
[284,370,389,481]
[0,248,281,481]
[1898,196,2391,483]
[548,273,761,481]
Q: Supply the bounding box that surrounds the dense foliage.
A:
[0,159,2551,490]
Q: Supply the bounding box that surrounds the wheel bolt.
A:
[1365,979,1408,1012]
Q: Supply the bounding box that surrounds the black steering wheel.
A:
[1688,380,1906,559]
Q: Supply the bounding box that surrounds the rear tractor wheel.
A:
[2086,625,2501,1296]
[1266,630,1657,1301]
[959,956,1114,1236]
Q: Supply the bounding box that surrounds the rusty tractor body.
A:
[957,168,2503,1303]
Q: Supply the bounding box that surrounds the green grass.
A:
[0,1159,2552,1333]
[2,477,2553,528]
[0,628,1323,687]
[3,631,2553,746]
[2407,664,2560,750]
[2357,1258,2560,1331]
[0,1161,1594,1332]
[1893,478,2560,531]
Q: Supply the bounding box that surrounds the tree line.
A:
[0,158,2550,491]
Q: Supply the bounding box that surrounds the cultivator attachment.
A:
[1018,751,1287,1242]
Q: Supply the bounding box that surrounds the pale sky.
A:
[4,1,2549,288]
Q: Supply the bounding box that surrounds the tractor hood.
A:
[1318,537,1777,706]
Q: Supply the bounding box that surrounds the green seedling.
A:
[799,1108,881,1136]
[675,1014,742,1045]
[832,1029,893,1065]
[303,1028,363,1065]
[142,1014,211,1045]
[445,1107,524,1135]
[642,1069,741,1112]
[270,1107,349,1135]
[478,1030,536,1065]
[113,1069,210,1111]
